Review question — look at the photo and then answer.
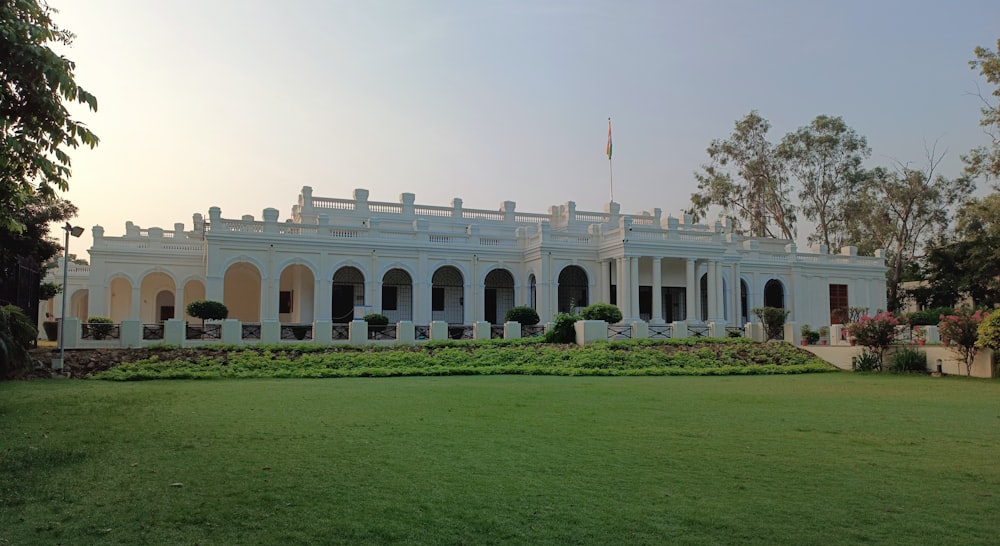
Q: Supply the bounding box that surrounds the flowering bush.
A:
[939,308,988,376]
[846,312,903,371]
[911,325,926,343]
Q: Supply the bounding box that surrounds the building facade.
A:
[44,187,887,333]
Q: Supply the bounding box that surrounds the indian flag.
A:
[606,118,613,160]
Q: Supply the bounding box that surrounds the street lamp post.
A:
[52,223,84,371]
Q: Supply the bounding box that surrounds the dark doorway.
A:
[485,288,497,324]
[331,285,354,323]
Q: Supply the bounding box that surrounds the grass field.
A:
[2,374,998,545]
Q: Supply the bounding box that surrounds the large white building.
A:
[45,187,887,338]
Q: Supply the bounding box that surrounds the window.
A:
[382,286,397,311]
[829,284,848,324]
[279,291,292,313]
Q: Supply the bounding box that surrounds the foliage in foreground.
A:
[91,339,835,381]
[0,304,37,371]
[1,0,99,231]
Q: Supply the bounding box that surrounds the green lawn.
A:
[2,374,998,545]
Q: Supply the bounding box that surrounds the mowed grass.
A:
[1,374,999,545]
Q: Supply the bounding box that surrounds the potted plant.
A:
[800,324,820,345]
[912,325,926,345]
[818,326,829,345]
[43,320,59,341]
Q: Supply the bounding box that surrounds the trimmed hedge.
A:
[92,338,836,380]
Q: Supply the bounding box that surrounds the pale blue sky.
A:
[53,0,1000,251]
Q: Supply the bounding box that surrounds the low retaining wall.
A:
[803,345,996,378]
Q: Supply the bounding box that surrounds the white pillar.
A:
[616,258,625,311]
[685,259,697,322]
[174,285,185,320]
[620,257,632,319]
[714,259,724,321]
[539,253,552,318]
[130,285,141,321]
[601,260,611,303]
[630,257,640,322]
[706,260,717,322]
[651,257,663,323]
[732,262,741,325]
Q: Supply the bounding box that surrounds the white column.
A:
[630,257,640,322]
[616,258,625,311]
[685,259,696,322]
[539,252,552,318]
[130,284,141,321]
[715,259,724,321]
[601,260,611,303]
[620,257,632,319]
[732,262,741,325]
[707,260,718,322]
[174,285,185,320]
[315,278,331,321]
[651,257,663,323]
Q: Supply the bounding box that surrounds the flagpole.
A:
[606,117,614,202]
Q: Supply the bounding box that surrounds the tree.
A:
[1,0,99,232]
[0,192,76,266]
[778,115,870,248]
[846,149,974,311]
[185,300,228,325]
[920,193,1000,307]
[688,111,796,240]
[0,191,76,313]
[963,38,1000,183]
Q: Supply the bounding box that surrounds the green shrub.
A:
[186,300,229,324]
[544,313,579,344]
[363,313,389,326]
[852,349,881,372]
[889,347,927,373]
[504,306,540,326]
[976,312,1000,352]
[87,316,114,340]
[580,303,623,323]
[752,307,789,341]
[906,307,955,326]
[0,304,38,371]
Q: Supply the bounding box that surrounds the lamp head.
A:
[70,226,84,238]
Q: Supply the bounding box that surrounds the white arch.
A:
[136,266,179,287]
[216,255,267,278]
[428,261,471,284]
[276,257,320,279]
[330,259,369,280]
[479,265,518,287]
[377,262,418,283]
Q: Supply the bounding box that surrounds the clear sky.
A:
[51,0,1000,253]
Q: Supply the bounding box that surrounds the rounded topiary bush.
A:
[185,300,229,323]
[580,303,623,324]
[504,305,540,326]
[363,313,389,326]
